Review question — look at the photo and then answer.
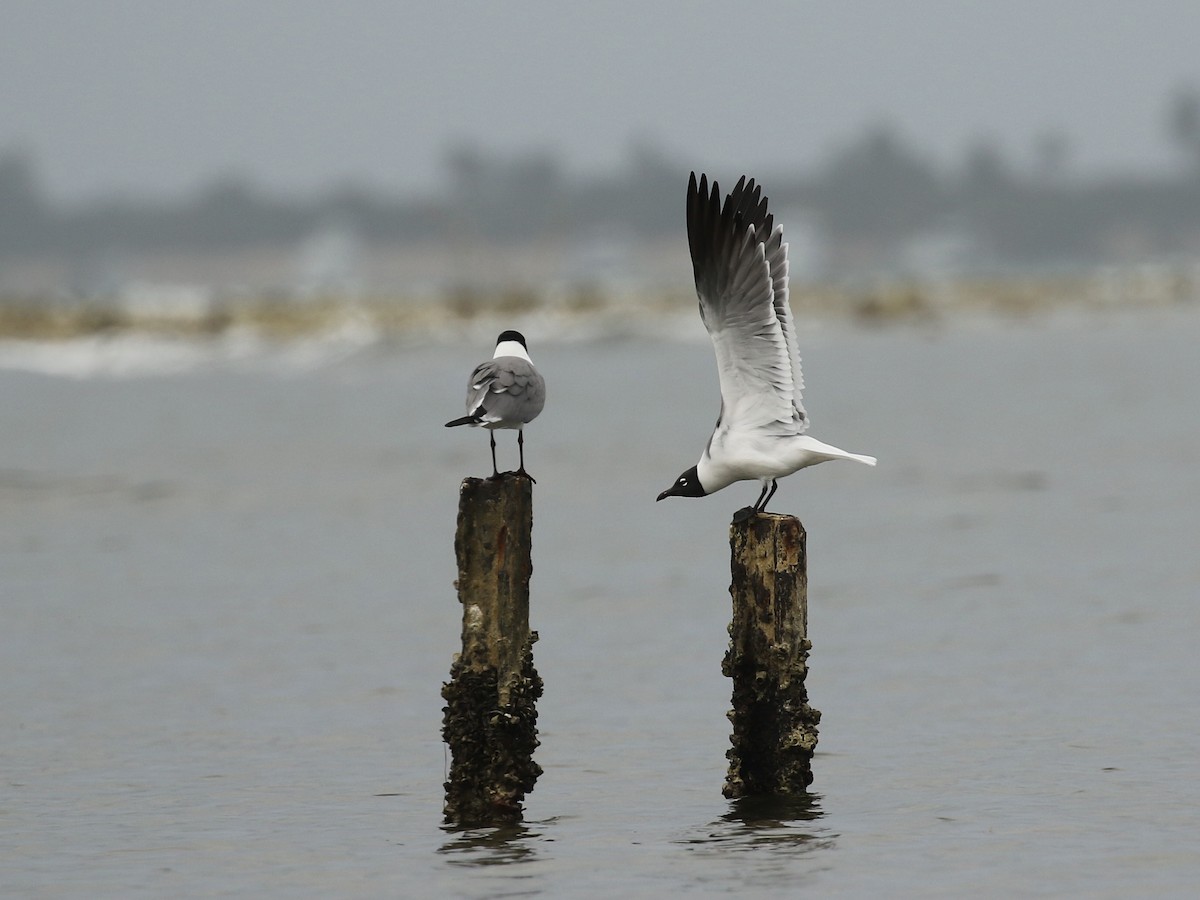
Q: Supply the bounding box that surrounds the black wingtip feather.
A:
[687,171,777,296]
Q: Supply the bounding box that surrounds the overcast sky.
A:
[4,1,1200,205]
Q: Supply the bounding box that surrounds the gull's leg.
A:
[489,430,500,479]
[753,480,771,511]
[759,479,779,513]
[516,429,536,483]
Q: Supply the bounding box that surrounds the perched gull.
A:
[657,173,875,519]
[445,330,546,481]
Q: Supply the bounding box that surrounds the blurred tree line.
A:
[3,85,1200,270]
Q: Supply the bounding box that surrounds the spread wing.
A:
[687,172,807,433]
[466,357,546,425]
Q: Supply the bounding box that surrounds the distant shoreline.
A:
[2,264,1198,343]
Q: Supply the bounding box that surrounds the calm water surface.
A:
[3,309,1199,896]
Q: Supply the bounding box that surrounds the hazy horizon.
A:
[4,1,1200,206]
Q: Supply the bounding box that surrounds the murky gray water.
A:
[4,309,1199,897]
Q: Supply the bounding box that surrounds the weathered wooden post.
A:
[723,512,821,798]
[441,473,542,825]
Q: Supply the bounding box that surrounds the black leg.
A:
[489,431,500,479]
[516,429,536,483]
[752,481,771,511]
[759,479,779,513]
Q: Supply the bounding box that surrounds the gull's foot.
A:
[732,506,757,524]
[487,470,504,482]
[516,468,537,484]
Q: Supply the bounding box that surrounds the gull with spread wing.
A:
[657,173,875,519]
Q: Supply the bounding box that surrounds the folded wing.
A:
[466,358,546,425]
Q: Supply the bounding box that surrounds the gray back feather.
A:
[466,357,546,424]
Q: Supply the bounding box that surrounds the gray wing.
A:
[466,357,546,425]
[687,172,806,432]
[768,211,808,430]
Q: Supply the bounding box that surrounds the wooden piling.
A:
[441,474,543,825]
[723,512,821,798]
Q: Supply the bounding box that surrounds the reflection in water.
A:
[686,793,833,851]
[674,795,836,889]
[438,819,553,867]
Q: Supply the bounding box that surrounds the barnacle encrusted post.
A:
[723,512,820,798]
[441,473,542,825]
